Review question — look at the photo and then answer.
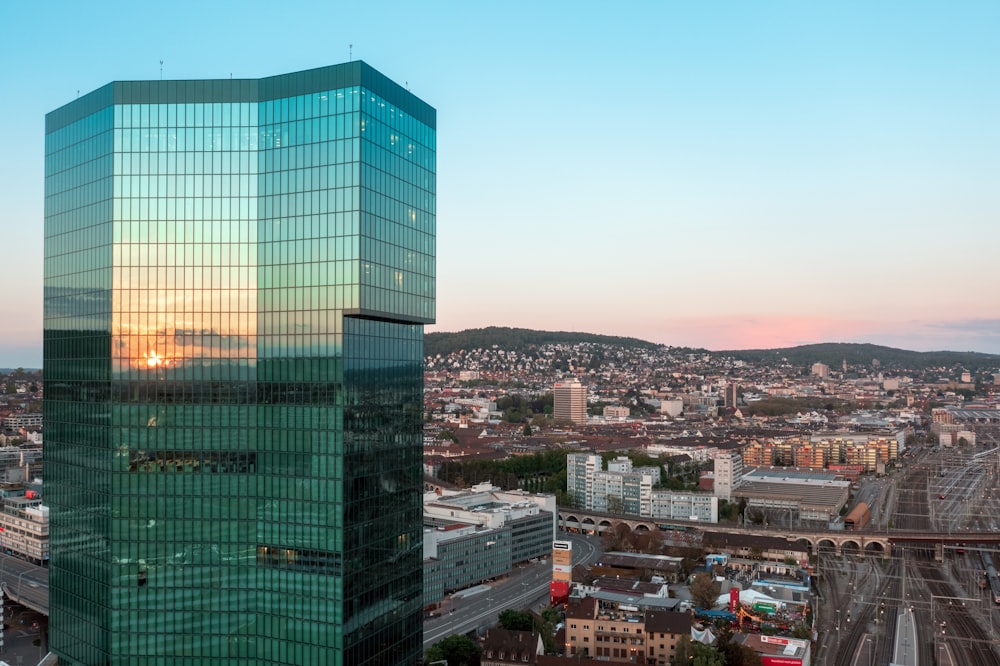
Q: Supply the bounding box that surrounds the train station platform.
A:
[890,607,918,666]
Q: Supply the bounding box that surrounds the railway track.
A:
[833,558,898,666]
[913,555,998,665]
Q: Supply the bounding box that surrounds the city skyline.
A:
[5,1,1000,366]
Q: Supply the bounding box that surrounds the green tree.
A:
[689,572,720,610]
[791,623,811,640]
[436,430,458,443]
[424,634,481,666]
[498,609,534,632]
[716,627,763,666]
[522,423,532,437]
[671,637,725,666]
[717,499,738,522]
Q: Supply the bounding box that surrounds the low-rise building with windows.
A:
[423,519,511,606]
[564,596,691,664]
[0,486,48,564]
[649,490,718,522]
[422,483,555,605]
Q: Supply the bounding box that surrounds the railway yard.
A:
[817,442,1000,665]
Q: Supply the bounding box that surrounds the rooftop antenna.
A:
[349,44,353,61]
[159,60,164,80]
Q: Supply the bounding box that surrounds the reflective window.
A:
[44,63,434,665]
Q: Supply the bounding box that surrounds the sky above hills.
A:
[2,1,999,367]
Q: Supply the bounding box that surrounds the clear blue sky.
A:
[3,1,999,367]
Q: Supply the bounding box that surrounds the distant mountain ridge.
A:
[720,342,1000,372]
[425,328,1000,371]
[424,327,664,357]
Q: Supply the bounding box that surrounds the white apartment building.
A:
[713,451,744,501]
[567,453,602,509]
[649,491,718,522]
[591,471,625,513]
[607,456,632,474]
[566,454,716,521]
[603,405,630,420]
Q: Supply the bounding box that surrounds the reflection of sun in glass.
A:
[145,352,163,368]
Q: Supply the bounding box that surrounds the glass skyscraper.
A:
[43,62,434,665]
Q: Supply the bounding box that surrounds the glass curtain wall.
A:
[44,62,435,666]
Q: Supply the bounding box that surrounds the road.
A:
[0,553,48,615]
[423,532,601,648]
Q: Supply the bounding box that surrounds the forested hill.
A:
[424,328,1000,372]
[719,342,1000,372]
[424,327,665,357]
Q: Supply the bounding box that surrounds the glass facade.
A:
[422,527,512,606]
[44,62,434,665]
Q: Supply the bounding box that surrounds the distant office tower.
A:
[713,451,743,501]
[44,62,435,665]
[724,383,739,408]
[553,379,587,424]
[811,362,830,378]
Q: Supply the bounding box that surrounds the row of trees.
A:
[495,393,552,423]
[435,450,571,505]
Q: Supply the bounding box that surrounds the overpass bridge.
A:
[0,552,48,615]
[559,509,1000,557]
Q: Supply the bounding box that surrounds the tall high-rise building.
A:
[724,382,739,408]
[43,62,435,665]
[553,379,587,424]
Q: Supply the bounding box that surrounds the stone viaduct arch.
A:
[557,511,893,555]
